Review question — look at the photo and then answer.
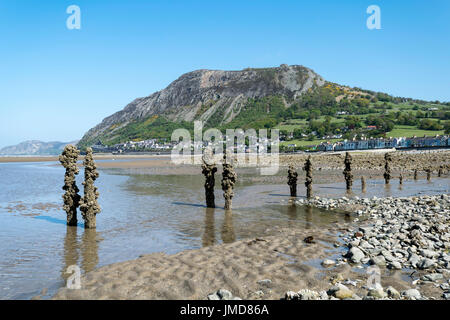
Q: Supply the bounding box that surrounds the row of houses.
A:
[317,135,450,152]
[92,139,175,153]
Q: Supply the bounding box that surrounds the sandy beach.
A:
[51,221,420,300]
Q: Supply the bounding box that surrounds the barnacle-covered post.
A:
[221,153,236,210]
[438,166,443,177]
[399,173,403,185]
[59,145,81,226]
[343,152,353,191]
[383,152,392,184]
[201,152,217,208]
[287,165,298,197]
[303,156,313,198]
[361,176,366,191]
[80,148,101,228]
[413,169,418,180]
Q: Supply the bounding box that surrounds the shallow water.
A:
[0,159,448,299]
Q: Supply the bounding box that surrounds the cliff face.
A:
[78,65,324,147]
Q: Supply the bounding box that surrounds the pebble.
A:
[321,259,336,267]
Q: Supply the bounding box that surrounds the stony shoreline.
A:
[286,194,450,300]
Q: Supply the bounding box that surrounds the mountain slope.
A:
[0,140,79,156]
[77,65,324,148]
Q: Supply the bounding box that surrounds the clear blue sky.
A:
[0,0,449,148]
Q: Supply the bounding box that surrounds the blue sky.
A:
[0,0,449,148]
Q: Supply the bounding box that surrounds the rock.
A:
[319,291,329,300]
[368,287,387,299]
[440,283,450,291]
[285,291,298,300]
[321,259,336,267]
[402,289,421,300]
[386,286,400,299]
[257,279,272,286]
[328,284,353,299]
[347,247,365,263]
[297,289,320,300]
[334,287,354,300]
[217,289,233,300]
[418,258,435,269]
[421,273,444,282]
[443,292,450,300]
[304,236,315,244]
[207,293,220,300]
[420,249,439,258]
[388,261,403,270]
[369,255,386,266]
[408,253,421,268]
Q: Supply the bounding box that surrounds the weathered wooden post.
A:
[287,165,298,197]
[438,166,443,177]
[414,169,418,180]
[399,173,403,185]
[221,153,236,210]
[201,153,217,208]
[80,148,101,229]
[59,145,81,226]
[383,152,392,184]
[343,152,353,191]
[361,176,366,191]
[303,156,313,198]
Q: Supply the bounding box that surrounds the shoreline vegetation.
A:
[19,148,449,300]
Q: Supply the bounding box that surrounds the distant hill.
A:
[77,64,324,148]
[77,64,449,150]
[0,140,79,156]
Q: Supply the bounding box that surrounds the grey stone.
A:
[402,289,421,300]
[347,247,365,263]
[217,289,233,300]
[369,255,386,266]
[421,273,444,282]
[386,286,400,299]
[418,258,435,269]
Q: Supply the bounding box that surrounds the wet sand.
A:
[53,217,444,300]
[50,221,413,300]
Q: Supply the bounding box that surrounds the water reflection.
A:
[62,226,78,282]
[201,208,236,246]
[81,228,100,273]
[202,208,215,247]
[221,210,235,243]
[305,205,313,229]
[61,226,100,282]
[287,201,297,221]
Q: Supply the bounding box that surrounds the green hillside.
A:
[80,82,450,150]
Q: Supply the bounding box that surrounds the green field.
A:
[386,125,445,138]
